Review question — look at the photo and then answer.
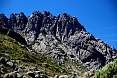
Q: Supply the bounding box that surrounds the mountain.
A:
[0,11,117,78]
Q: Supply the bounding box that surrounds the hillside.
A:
[0,11,117,78]
[0,33,88,77]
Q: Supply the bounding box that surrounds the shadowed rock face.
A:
[0,26,27,45]
[0,11,117,69]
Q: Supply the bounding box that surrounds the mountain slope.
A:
[0,33,88,77]
[0,11,117,77]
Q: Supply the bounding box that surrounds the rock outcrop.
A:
[0,57,49,78]
[0,10,117,71]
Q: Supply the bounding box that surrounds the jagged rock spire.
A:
[0,11,117,70]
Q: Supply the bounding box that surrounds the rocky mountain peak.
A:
[9,12,27,32]
[0,11,86,43]
[0,11,117,71]
[20,11,86,44]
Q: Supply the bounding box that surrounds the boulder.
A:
[6,61,14,67]
[27,71,35,78]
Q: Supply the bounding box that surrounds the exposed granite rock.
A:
[0,14,10,28]
[65,30,117,69]
[10,12,27,32]
[0,10,117,71]
[0,57,48,78]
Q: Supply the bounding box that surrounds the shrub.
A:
[95,59,117,78]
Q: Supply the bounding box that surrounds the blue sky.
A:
[0,0,117,49]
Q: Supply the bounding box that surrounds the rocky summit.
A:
[0,11,117,78]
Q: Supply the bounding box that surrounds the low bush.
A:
[95,59,117,78]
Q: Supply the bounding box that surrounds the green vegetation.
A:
[95,59,117,78]
[0,32,88,77]
[72,61,88,73]
[0,33,68,76]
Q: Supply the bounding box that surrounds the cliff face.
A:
[0,26,27,45]
[0,11,117,70]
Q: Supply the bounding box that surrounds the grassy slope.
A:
[0,32,88,77]
[0,33,69,76]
